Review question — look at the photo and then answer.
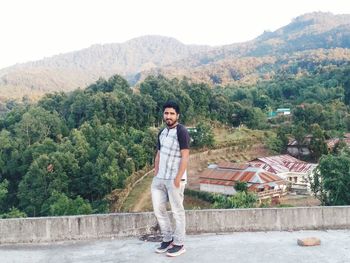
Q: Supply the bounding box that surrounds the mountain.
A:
[1,12,350,100]
[0,36,212,100]
[137,12,350,85]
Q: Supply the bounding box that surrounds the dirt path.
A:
[132,181,152,212]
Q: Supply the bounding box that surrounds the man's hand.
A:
[174,177,181,188]
[154,151,160,177]
[174,149,189,188]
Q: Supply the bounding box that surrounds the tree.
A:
[44,191,92,216]
[309,124,328,161]
[1,207,27,219]
[343,79,350,106]
[0,179,9,212]
[17,154,70,216]
[14,107,66,146]
[185,82,211,118]
[268,125,291,154]
[213,191,258,208]
[292,124,306,158]
[309,151,350,205]
[190,122,214,148]
[234,181,248,192]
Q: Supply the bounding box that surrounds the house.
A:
[268,108,291,118]
[326,135,350,152]
[286,135,313,157]
[199,162,287,199]
[249,154,317,194]
[288,133,350,157]
[276,108,291,115]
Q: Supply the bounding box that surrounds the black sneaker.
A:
[166,245,186,257]
[155,239,173,253]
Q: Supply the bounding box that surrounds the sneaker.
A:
[166,245,186,257]
[155,239,173,253]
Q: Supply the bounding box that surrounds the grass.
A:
[120,173,154,212]
[213,125,273,147]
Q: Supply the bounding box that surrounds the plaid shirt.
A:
[156,124,190,181]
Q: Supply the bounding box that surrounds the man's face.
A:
[163,107,179,127]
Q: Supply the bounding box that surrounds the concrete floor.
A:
[1,230,350,263]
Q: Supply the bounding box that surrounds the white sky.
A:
[0,0,349,69]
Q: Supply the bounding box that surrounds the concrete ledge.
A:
[0,206,350,244]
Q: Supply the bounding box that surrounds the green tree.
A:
[234,181,248,192]
[309,152,350,205]
[190,122,214,148]
[213,191,258,208]
[343,79,350,106]
[0,179,9,212]
[292,124,306,158]
[14,107,66,145]
[17,154,70,216]
[1,207,27,219]
[309,124,328,161]
[45,191,92,216]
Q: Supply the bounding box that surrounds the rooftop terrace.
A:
[1,230,349,263]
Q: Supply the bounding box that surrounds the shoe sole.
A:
[166,248,186,257]
[155,245,173,254]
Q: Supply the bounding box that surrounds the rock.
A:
[297,237,321,246]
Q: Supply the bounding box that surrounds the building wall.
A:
[1,207,350,244]
[200,183,236,195]
[287,146,310,157]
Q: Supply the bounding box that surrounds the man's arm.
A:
[154,150,160,176]
[174,149,190,187]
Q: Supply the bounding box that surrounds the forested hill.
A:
[139,12,350,85]
[1,12,350,100]
[0,36,212,100]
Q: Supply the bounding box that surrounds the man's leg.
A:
[151,177,172,242]
[166,182,186,246]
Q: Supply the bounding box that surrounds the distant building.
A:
[326,135,350,152]
[249,154,317,194]
[276,108,291,115]
[268,108,291,118]
[199,162,287,199]
[286,135,313,157]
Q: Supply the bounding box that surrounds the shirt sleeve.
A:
[157,128,163,150]
[177,125,190,150]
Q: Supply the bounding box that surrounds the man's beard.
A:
[165,119,177,127]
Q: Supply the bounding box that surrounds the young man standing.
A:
[151,100,190,257]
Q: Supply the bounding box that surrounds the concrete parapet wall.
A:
[0,206,349,244]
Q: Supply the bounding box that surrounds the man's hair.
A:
[162,100,180,114]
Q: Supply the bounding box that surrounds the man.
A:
[151,100,190,257]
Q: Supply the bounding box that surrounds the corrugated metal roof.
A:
[250,154,315,174]
[217,162,250,170]
[326,138,350,149]
[255,154,304,165]
[284,162,317,173]
[199,167,284,186]
[249,161,289,174]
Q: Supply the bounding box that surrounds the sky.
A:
[0,0,350,69]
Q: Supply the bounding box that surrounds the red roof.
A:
[326,138,350,149]
[199,167,284,186]
[250,154,315,174]
[217,162,250,170]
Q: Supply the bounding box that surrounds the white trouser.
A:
[151,177,186,245]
